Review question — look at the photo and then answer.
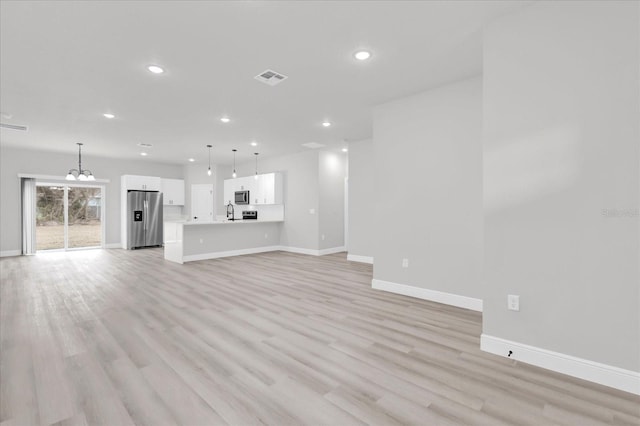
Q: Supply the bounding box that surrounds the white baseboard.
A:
[183,245,281,262]
[182,246,280,262]
[279,246,320,256]
[319,246,346,256]
[104,243,121,249]
[481,334,640,396]
[279,246,345,256]
[371,279,483,312]
[0,250,21,258]
[347,254,373,264]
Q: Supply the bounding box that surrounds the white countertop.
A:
[166,219,283,226]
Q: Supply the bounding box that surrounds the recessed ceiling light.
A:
[147,65,164,74]
[342,148,348,152]
[188,158,195,162]
[103,113,115,119]
[250,141,258,147]
[140,152,148,156]
[220,117,231,123]
[322,121,331,127]
[354,50,372,61]
[137,143,153,147]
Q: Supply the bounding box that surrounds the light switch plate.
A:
[508,295,520,311]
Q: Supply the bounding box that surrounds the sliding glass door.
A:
[35,185,65,250]
[36,184,104,251]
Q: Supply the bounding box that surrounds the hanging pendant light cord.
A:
[78,143,83,172]
[232,149,237,176]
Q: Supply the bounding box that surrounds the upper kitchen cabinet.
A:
[122,174,161,191]
[255,172,282,204]
[223,172,283,205]
[161,178,185,205]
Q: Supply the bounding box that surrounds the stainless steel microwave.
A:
[234,190,249,204]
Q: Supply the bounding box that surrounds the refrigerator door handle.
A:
[144,199,148,231]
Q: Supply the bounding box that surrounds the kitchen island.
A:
[164,220,283,264]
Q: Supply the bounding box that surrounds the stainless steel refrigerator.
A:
[127,190,163,249]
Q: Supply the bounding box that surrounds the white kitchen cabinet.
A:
[122,174,161,191]
[253,172,282,204]
[223,172,282,205]
[234,176,252,192]
[161,178,185,205]
[257,173,275,204]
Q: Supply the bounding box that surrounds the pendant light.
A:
[232,149,237,178]
[254,152,259,180]
[66,143,95,181]
[206,144,212,176]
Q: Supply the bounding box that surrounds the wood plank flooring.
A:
[1,248,638,426]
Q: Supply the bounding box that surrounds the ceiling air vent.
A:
[302,142,326,149]
[0,123,28,131]
[255,69,288,86]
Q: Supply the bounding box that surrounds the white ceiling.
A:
[0,0,529,165]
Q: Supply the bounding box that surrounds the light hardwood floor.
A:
[1,249,638,426]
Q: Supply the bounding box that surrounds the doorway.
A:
[35,183,105,251]
[191,184,214,222]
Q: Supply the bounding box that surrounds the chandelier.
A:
[65,143,95,181]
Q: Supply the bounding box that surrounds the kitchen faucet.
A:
[226,201,235,221]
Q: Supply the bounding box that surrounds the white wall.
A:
[483,0,639,373]
[0,146,183,252]
[372,77,483,300]
[183,162,230,220]
[234,150,321,251]
[318,151,346,250]
[232,149,347,252]
[347,139,374,260]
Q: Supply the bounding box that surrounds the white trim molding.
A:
[279,246,346,257]
[174,245,347,263]
[319,246,346,256]
[347,254,373,264]
[104,243,122,249]
[372,279,483,312]
[278,246,320,256]
[183,246,282,262]
[0,250,21,258]
[481,334,640,396]
[18,173,110,183]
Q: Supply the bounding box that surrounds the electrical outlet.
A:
[309,208,316,214]
[321,234,325,241]
[402,258,409,268]
[264,233,268,239]
[508,295,520,311]
[199,238,203,244]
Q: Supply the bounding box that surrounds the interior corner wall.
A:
[483,0,640,373]
[0,146,183,252]
[347,139,374,259]
[234,150,321,251]
[372,76,483,300]
[318,151,346,250]
[183,163,230,219]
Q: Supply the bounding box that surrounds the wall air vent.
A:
[302,142,326,149]
[254,69,288,86]
[0,123,28,131]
